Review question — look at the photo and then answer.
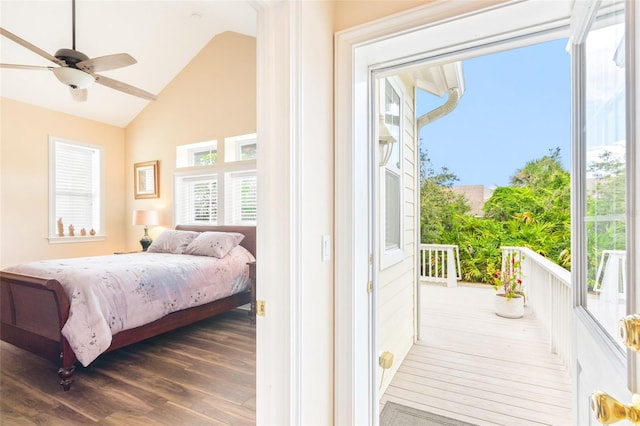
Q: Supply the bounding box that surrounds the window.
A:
[225,170,257,224]
[379,77,403,266]
[225,133,257,162]
[175,173,218,224]
[49,137,104,241]
[175,134,257,226]
[579,4,627,344]
[176,140,217,167]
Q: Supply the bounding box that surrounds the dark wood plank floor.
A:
[0,309,255,425]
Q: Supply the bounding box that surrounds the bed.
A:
[0,225,256,391]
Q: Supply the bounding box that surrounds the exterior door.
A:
[571,0,639,424]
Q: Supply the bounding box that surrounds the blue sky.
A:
[417,38,571,188]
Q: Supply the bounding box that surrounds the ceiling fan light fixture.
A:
[53,66,95,89]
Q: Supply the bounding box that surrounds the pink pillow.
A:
[147,230,199,254]
[185,232,245,258]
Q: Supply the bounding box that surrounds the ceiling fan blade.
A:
[1,63,54,71]
[77,53,137,73]
[94,74,157,101]
[70,87,87,102]
[0,27,66,67]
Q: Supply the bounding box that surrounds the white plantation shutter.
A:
[175,173,218,224]
[225,170,257,224]
[50,139,103,238]
[175,135,257,227]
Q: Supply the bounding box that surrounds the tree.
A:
[419,151,470,244]
[511,148,567,190]
[483,186,542,222]
[484,147,571,267]
[420,147,571,284]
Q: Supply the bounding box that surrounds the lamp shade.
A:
[53,67,96,89]
[132,210,160,226]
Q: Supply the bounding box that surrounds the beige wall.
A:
[124,31,256,251]
[0,31,255,263]
[0,97,126,267]
[334,0,432,31]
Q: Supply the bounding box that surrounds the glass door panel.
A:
[583,0,627,348]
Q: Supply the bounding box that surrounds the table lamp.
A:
[132,210,160,251]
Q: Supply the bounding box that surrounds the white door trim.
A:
[253,1,303,424]
[335,1,574,423]
[626,0,639,391]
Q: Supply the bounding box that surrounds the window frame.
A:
[174,171,219,225]
[225,169,257,224]
[48,136,105,243]
[176,140,218,167]
[224,133,258,162]
[379,76,405,269]
[174,159,257,226]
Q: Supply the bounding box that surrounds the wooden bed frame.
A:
[0,225,256,391]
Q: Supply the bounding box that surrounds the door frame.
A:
[568,2,640,421]
[253,1,303,423]
[335,1,577,423]
[631,0,640,390]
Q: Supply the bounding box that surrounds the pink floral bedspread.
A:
[3,246,255,366]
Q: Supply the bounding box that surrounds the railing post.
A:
[446,247,457,287]
[419,244,461,286]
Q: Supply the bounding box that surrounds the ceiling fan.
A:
[0,0,157,102]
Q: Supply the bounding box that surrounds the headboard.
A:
[174,225,257,258]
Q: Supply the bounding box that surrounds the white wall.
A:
[255,1,335,424]
[378,75,418,393]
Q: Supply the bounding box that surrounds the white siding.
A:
[378,76,417,393]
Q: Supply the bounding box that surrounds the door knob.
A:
[590,391,640,424]
[619,314,640,352]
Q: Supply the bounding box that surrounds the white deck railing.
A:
[419,244,461,287]
[501,246,572,371]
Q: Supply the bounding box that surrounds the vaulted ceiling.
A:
[0,1,256,127]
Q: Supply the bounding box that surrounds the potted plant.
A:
[491,251,525,318]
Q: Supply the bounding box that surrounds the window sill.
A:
[380,246,405,270]
[48,235,106,244]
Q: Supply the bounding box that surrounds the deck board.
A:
[381,283,572,426]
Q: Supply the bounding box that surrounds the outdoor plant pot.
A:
[494,293,524,319]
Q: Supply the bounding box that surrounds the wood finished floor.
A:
[381,283,573,426]
[0,309,255,425]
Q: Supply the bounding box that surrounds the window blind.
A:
[175,173,218,224]
[225,170,257,224]
[53,141,100,234]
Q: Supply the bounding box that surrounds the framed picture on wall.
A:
[134,160,159,199]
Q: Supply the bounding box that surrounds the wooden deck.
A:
[381,283,573,426]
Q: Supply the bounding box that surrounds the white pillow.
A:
[147,230,199,254]
[185,231,245,258]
